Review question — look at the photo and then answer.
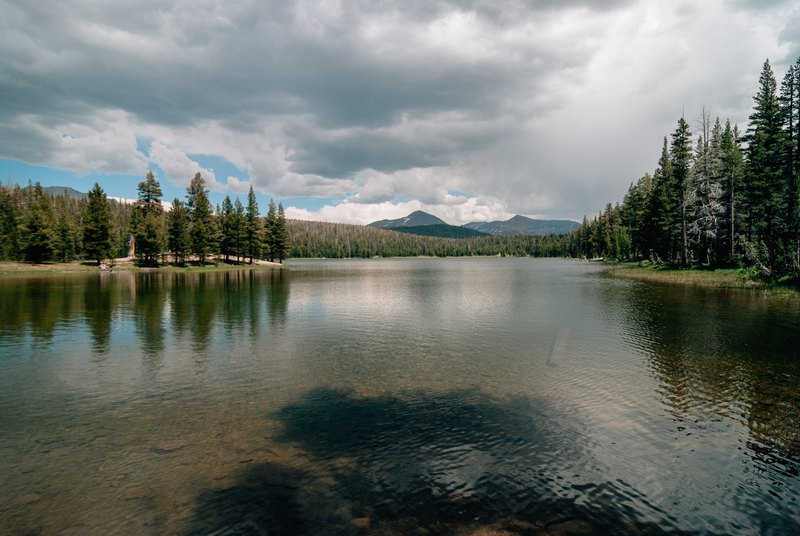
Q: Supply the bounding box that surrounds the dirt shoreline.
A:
[0,257,286,275]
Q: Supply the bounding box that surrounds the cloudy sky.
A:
[1,0,799,225]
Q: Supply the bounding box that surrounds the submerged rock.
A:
[151,441,185,454]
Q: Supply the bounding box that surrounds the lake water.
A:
[1,258,799,535]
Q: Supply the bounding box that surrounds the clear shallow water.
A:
[1,258,799,535]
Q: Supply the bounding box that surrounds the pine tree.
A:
[721,120,745,261]
[620,173,654,258]
[21,182,56,263]
[232,198,245,263]
[244,186,263,263]
[688,113,725,265]
[166,199,190,265]
[219,196,234,262]
[264,199,277,262]
[273,202,291,263]
[0,182,19,260]
[131,172,164,265]
[82,183,115,265]
[671,116,694,266]
[780,57,800,267]
[648,137,675,263]
[744,59,789,269]
[54,204,77,262]
[186,172,214,264]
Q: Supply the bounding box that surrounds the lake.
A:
[1,258,799,535]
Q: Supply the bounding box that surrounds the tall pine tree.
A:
[744,59,789,269]
[82,183,115,265]
[130,172,164,265]
[187,172,215,265]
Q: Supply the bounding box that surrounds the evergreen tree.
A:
[81,183,115,265]
[273,202,291,263]
[131,172,164,265]
[187,172,214,264]
[219,196,234,262]
[233,197,245,263]
[744,59,789,269]
[0,182,19,260]
[54,204,77,262]
[649,137,675,263]
[244,186,262,263]
[621,173,654,258]
[780,57,800,267]
[688,113,725,265]
[671,116,694,266]
[264,199,277,262]
[720,120,745,261]
[166,199,191,265]
[21,182,56,263]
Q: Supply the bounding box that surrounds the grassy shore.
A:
[605,262,800,294]
[0,258,285,275]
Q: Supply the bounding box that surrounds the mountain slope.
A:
[40,186,88,199]
[464,215,580,236]
[368,210,447,228]
[390,224,489,238]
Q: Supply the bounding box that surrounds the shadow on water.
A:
[187,388,685,536]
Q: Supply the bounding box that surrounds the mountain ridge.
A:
[464,215,580,236]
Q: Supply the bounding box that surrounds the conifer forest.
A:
[0,172,292,266]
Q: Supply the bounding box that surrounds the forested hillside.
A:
[288,219,566,258]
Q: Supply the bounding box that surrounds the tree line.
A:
[288,219,566,258]
[0,172,291,266]
[564,57,800,275]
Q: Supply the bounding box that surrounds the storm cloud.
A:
[1,0,798,223]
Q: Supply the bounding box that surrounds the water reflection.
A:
[0,276,82,341]
[83,276,115,355]
[134,274,168,361]
[0,268,291,361]
[614,280,800,524]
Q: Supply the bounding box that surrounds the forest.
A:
[566,57,800,275]
[287,219,566,258]
[0,172,291,266]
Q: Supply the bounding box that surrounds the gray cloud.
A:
[0,0,798,221]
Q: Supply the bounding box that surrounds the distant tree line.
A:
[562,57,800,275]
[0,173,292,266]
[0,181,133,263]
[288,219,566,258]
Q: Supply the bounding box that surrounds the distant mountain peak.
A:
[464,216,579,236]
[368,210,447,229]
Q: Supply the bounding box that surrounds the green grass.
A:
[605,262,800,294]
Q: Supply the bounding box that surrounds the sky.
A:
[1,0,799,225]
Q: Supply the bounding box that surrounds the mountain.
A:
[390,224,489,239]
[464,215,580,236]
[368,210,447,228]
[40,186,87,199]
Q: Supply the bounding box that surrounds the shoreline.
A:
[0,258,285,275]
[604,262,800,294]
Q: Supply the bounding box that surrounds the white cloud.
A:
[147,141,223,190]
[285,197,516,226]
[224,175,251,194]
